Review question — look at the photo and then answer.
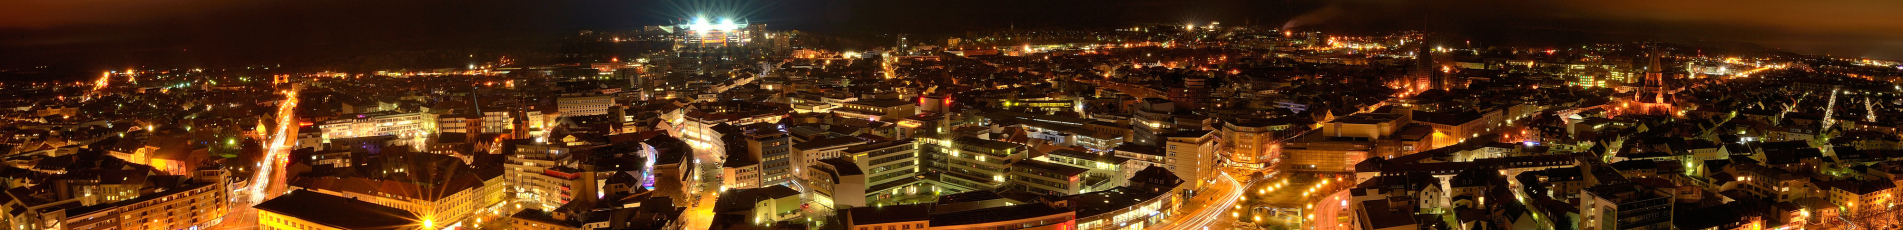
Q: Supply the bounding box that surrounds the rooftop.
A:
[254,190,421,230]
[846,203,935,225]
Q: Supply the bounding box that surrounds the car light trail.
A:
[1153,171,1246,230]
[249,89,299,205]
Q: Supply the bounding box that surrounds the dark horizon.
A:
[4,0,1901,77]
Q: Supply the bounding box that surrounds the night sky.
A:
[3,0,1901,72]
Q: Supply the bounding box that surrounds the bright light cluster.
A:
[687,17,744,32]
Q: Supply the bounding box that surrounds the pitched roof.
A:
[254,190,420,230]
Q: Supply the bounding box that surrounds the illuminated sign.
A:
[897,120,923,129]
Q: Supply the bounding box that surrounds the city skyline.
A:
[0,2,1901,230]
[5,0,1903,74]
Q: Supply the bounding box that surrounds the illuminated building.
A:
[670,16,765,58]
[791,136,869,172]
[51,169,152,206]
[1006,160,1089,195]
[509,210,581,230]
[1163,131,1218,189]
[288,170,501,229]
[712,185,804,224]
[556,95,615,118]
[1579,183,1674,230]
[835,99,917,122]
[1007,113,1127,151]
[505,147,598,211]
[1036,149,1139,191]
[319,111,438,147]
[1821,177,1897,219]
[1410,39,1453,91]
[1131,98,1177,146]
[844,204,932,230]
[677,17,755,45]
[43,181,227,230]
[1618,46,1680,117]
[720,144,763,190]
[747,128,795,187]
[481,109,515,134]
[1071,167,1185,230]
[1219,118,1298,167]
[802,158,866,209]
[1414,108,1503,148]
[853,139,931,206]
[996,96,1080,114]
[941,136,1025,193]
[1284,112,1402,172]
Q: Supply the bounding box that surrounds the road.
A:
[1307,190,1351,230]
[214,89,296,230]
[678,150,728,230]
[250,89,299,205]
[680,189,721,230]
[1151,171,1246,230]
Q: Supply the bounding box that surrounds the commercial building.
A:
[804,158,867,209]
[791,136,869,171]
[1163,131,1217,189]
[711,185,804,224]
[721,145,763,190]
[1580,183,1674,230]
[835,99,917,122]
[1219,118,1299,166]
[1006,160,1089,195]
[1071,166,1186,230]
[748,129,795,187]
[850,139,929,206]
[557,95,615,117]
[842,191,1077,230]
[1130,98,1177,146]
[1037,149,1139,191]
[943,136,1026,193]
[319,111,439,146]
[844,204,933,230]
[56,181,228,230]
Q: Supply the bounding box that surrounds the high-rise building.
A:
[1164,130,1218,189]
[748,128,795,186]
[901,112,953,178]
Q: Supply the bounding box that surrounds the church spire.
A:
[1647,44,1663,73]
